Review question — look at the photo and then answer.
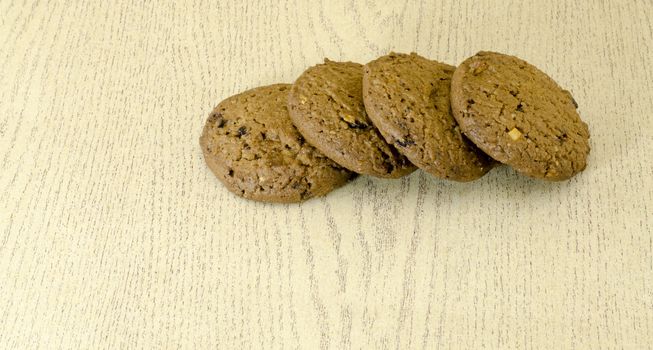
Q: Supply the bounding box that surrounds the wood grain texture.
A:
[1,0,652,348]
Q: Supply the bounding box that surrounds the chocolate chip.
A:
[346,121,368,129]
[516,103,524,112]
[571,97,578,108]
[396,137,415,147]
[237,126,247,137]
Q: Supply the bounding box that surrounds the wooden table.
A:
[2,1,652,348]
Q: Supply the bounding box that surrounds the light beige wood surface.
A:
[2,1,652,349]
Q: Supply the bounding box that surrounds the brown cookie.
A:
[363,52,495,182]
[451,51,590,181]
[199,84,355,203]
[287,59,416,178]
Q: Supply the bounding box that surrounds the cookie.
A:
[363,52,495,182]
[450,51,590,180]
[199,84,355,203]
[287,59,416,178]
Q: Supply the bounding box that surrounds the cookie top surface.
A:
[287,59,415,178]
[451,51,590,180]
[363,52,495,182]
[199,84,354,203]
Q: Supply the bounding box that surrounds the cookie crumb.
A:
[396,137,415,147]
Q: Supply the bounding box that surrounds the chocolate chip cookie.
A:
[287,59,416,178]
[363,52,494,181]
[200,84,355,203]
[450,51,590,180]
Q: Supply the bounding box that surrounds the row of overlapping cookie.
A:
[200,51,590,203]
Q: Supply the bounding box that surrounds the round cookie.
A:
[287,59,416,178]
[363,52,495,182]
[199,84,355,203]
[450,51,590,181]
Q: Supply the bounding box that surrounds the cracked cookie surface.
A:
[363,52,494,182]
[451,51,590,180]
[287,59,416,178]
[200,84,355,203]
